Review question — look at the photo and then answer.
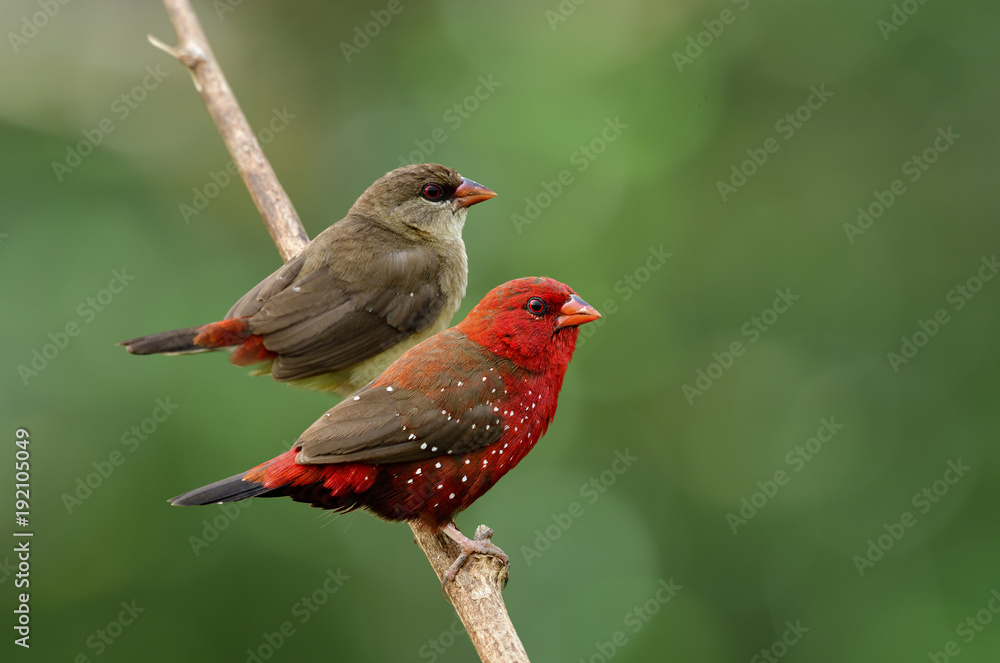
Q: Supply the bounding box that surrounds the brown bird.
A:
[120,163,496,395]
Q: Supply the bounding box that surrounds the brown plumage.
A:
[120,163,496,394]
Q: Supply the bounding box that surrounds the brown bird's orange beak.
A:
[556,294,601,328]
[454,177,497,208]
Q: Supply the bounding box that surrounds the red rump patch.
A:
[230,335,276,366]
[243,448,377,496]
[193,318,253,347]
[193,318,276,366]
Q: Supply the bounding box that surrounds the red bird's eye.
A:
[527,297,546,315]
[421,183,443,200]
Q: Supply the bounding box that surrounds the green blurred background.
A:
[3,0,1000,661]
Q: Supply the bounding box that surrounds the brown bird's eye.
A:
[527,297,546,315]
[421,183,444,200]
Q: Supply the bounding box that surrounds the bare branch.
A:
[152,2,528,661]
[151,0,307,261]
[412,522,530,662]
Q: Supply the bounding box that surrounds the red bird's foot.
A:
[441,523,510,589]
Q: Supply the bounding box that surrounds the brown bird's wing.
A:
[226,218,449,381]
[295,334,508,464]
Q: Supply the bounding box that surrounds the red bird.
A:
[171,277,600,580]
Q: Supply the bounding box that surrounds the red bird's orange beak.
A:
[556,294,601,329]
[454,177,497,208]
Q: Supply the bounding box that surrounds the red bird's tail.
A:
[169,471,273,506]
[119,318,276,366]
[170,449,377,513]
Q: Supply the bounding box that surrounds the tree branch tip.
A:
[147,33,180,58]
[147,33,206,70]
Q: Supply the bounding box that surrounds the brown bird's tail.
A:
[119,325,210,355]
[119,318,275,365]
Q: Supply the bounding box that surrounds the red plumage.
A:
[171,278,600,538]
[194,319,278,366]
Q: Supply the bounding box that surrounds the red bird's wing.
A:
[294,333,509,465]
[226,222,449,381]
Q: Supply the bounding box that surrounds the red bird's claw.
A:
[440,523,510,591]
